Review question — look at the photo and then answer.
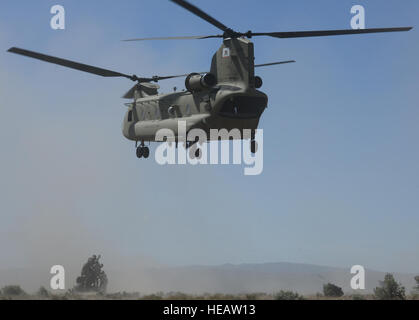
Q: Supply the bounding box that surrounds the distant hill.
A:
[1,262,416,295]
[132,263,416,295]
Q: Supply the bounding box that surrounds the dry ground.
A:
[1,291,419,300]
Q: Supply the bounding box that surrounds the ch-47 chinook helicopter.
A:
[8,0,412,159]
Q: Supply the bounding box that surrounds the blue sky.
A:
[0,0,418,281]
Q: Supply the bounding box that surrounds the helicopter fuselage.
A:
[122,37,267,143]
[122,86,267,142]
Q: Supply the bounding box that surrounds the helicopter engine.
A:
[185,72,216,92]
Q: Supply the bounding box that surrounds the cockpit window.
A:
[127,110,133,122]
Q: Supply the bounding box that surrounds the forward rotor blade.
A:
[7,47,135,80]
[170,0,230,32]
[252,27,412,39]
[7,47,191,83]
[123,35,222,41]
[255,60,296,68]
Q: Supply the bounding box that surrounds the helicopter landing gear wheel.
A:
[186,138,202,159]
[189,145,202,159]
[136,146,144,159]
[142,147,150,159]
[136,142,150,160]
[250,140,258,154]
[194,148,201,159]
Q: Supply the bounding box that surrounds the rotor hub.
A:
[222,29,254,39]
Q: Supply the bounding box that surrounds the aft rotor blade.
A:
[123,35,222,41]
[152,74,190,81]
[7,47,136,80]
[252,27,412,39]
[170,0,230,32]
[255,60,296,68]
